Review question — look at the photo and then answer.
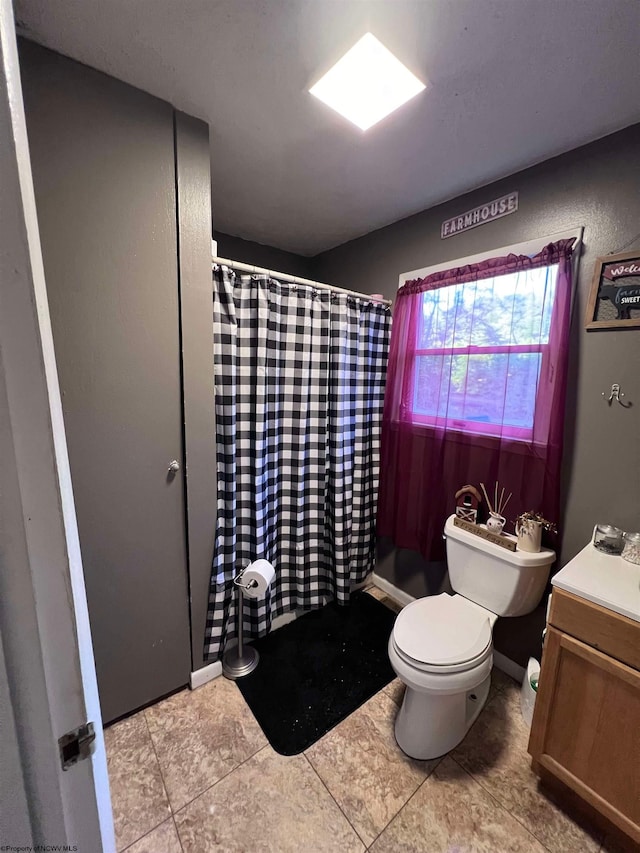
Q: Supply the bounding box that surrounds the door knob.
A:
[168,460,180,473]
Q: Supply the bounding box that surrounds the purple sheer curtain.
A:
[378,239,575,560]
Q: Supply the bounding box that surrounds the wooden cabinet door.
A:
[529,626,640,843]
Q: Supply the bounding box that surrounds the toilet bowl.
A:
[388,515,555,760]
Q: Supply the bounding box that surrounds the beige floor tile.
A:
[144,677,267,812]
[305,689,438,846]
[491,665,519,694]
[105,713,171,851]
[379,595,403,614]
[487,682,500,703]
[384,677,405,707]
[174,746,364,853]
[365,585,387,601]
[370,756,547,852]
[452,687,602,853]
[364,587,404,613]
[124,818,182,853]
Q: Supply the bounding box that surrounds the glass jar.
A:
[621,531,640,565]
[592,524,624,555]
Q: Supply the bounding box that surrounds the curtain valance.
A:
[401,238,575,295]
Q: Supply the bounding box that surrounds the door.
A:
[529,626,640,843]
[1,8,112,849]
[20,40,191,722]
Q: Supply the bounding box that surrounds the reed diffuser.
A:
[480,481,512,534]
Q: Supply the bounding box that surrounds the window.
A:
[407,264,558,440]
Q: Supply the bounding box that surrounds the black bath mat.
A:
[236,590,397,755]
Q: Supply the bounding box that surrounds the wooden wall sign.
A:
[585,250,640,330]
[441,192,518,239]
[452,515,517,552]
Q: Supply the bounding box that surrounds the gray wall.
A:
[314,125,640,665]
[16,32,639,673]
[215,231,315,279]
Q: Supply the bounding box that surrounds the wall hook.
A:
[602,383,632,408]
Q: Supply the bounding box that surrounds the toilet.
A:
[388,514,555,760]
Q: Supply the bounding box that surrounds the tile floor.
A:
[104,590,620,852]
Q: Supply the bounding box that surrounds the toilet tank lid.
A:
[394,594,492,666]
[445,515,555,567]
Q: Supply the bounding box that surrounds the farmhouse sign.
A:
[441,192,518,239]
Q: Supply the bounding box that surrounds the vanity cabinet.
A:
[528,587,640,845]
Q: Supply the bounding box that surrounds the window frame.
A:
[397,229,583,442]
[407,343,548,440]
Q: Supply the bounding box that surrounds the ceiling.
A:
[14,0,640,256]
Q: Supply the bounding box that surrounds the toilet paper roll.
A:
[242,559,275,599]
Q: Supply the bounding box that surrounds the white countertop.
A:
[551,543,640,623]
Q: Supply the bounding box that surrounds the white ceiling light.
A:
[309,33,426,131]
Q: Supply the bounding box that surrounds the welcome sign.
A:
[603,260,640,280]
[441,192,519,239]
[586,250,640,330]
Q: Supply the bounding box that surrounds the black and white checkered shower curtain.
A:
[204,267,392,661]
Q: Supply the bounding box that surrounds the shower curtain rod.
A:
[212,255,392,306]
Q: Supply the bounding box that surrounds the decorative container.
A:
[486,512,506,534]
[621,531,640,565]
[516,519,542,553]
[592,524,624,555]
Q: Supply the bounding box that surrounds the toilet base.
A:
[394,671,491,760]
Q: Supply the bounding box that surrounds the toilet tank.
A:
[444,515,555,617]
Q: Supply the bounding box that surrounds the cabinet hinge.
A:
[58,721,96,771]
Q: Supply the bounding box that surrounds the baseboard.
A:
[190,610,305,689]
[493,650,525,683]
[190,587,525,689]
[371,573,416,608]
[190,660,222,690]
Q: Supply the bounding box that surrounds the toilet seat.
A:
[392,594,492,674]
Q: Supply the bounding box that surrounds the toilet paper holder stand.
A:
[222,566,261,680]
